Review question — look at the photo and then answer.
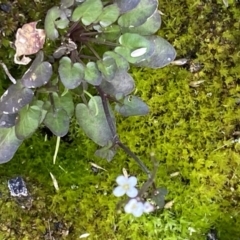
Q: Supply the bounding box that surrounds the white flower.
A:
[143,202,154,213]
[113,175,138,198]
[124,200,154,217]
[124,199,144,217]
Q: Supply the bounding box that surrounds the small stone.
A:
[189,62,202,73]
[0,3,11,13]
[207,229,219,240]
[8,176,28,197]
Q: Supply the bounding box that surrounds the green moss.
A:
[0,0,240,239]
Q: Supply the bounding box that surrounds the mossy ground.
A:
[0,0,240,239]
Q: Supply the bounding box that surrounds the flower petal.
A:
[143,202,154,213]
[116,175,128,185]
[132,202,144,217]
[113,186,126,197]
[124,199,138,213]
[127,176,137,187]
[126,187,138,198]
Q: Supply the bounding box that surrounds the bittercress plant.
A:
[0,0,175,210]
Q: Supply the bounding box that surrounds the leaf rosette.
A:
[0,0,176,165]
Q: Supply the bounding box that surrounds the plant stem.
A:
[96,86,116,138]
[137,153,158,196]
[49,93,56,112]
[117,141,151,178]
[82,37,119,47]
[80,32,99,37]
[78,54,98,61]
[85,43,101,60]
[96,86,151,178]
[68,21,81,35]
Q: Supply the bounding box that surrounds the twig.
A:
[53,136,61,164]
[47,219,52,239]
[0,62,16,84]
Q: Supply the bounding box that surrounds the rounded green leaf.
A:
[39,102,48,124]
[61,0,74,8]
[71,81,88,96]
[97,57,117,81]
[44,6,61,40]
[21,51,52,88]
[121,9,161,35]
[15,101,43,140]
[0,127,23,164]
[115,96,149,116]
[115,33,154,63]
[115,46,154,64]
[59,92,74,117]
[113,0,140,13]
[0,113,18,128]
[72,0,103,25]
[94,144,116,162]
[21,58,53,89]
[43,108,69,137]
[84,62,102,86]
[103,51,129,71]
[118,0,158,27]
[0,81,34,114]
[151,187,168,208]
[100,70,135,97]
[55,18,69,29]
[59,57,84,89]
[44,7,69,40]
[135,36,177,68]
[50,92,74,117]
[97,4,120,27]
[118,33,149,48]
[130,47,147,57]
[75,96,116,146]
